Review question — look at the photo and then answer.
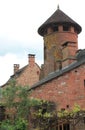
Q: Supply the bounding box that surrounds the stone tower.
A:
[38,7,82,78]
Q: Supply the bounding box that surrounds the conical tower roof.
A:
[38,8,82,36]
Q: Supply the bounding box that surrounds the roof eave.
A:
[30,58,85,90]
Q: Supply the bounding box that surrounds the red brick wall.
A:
[31,64,85,110]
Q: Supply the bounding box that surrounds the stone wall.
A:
[31,63,85,110]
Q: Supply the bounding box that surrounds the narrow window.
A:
[66,105,69,109]
[53,26,58,32]
[84,80,85,87]
[0,106,5,121]
[63,124,70,130]
[59,125,62,130]
[83,117,85,123]
[63,25,69,31]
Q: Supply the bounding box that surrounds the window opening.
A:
[63,25,69,31]
[0,106,5,121]
[63,124,70,130]
[60,125,62,130]
[66,105,69,109]
[84,80,85,87]
[53,26,58,32]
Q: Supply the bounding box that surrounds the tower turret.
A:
[38,7,82,78]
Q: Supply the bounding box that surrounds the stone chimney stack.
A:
[62,41,77,68]
[28,54,35,66]
[14,64,20,74]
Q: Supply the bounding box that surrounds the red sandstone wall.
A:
[31,64,85,110]
[44,31,78,47]
[16,64,40,87]
[43,30,78,77]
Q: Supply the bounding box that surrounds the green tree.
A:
[0,79,40,130]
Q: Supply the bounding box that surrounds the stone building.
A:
[30,7,85,130]
[1,6,85,130]
[1,54,41,88]
[30,7,85,110]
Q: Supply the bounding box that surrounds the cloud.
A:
[0,34,43,54]
[0,54,21,85]
[0,53,18,85]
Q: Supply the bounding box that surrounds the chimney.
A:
[62,42,77,68]
[28,54,35,66]
[14,64,20,74]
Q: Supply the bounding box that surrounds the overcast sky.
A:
[0,0,85,85]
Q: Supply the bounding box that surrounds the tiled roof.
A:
[30,49,85,90]
[0,65,28,88]
[38,8,82,36]
[11,65,28,78]
[1,62,40,88]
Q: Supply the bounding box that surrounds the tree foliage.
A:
[0,79,42,130]
[31,100,57,130]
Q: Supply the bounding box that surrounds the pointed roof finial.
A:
[57,4,59,10]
